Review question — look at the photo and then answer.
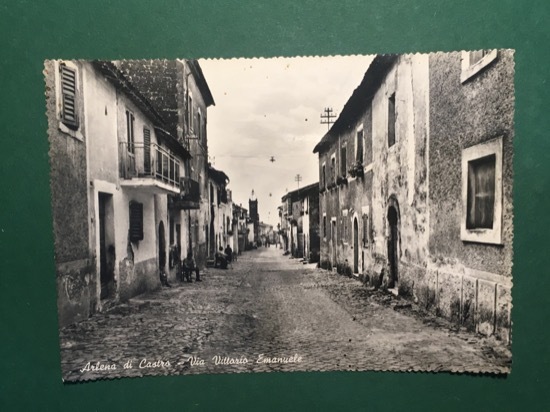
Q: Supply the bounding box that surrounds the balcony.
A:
[119,142,181,194]
[168,177,201,210]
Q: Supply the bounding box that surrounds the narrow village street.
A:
[60,247,511,381]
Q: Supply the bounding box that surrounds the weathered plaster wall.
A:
[428,51,514,275]
[117,190,161,301]
[46,60,94,327]
[370,55,430,292]
[426,50,514,342]
[83,64,119,184]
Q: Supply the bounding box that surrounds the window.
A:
[362,214,369,247]
[388,92,396,147]
[188,94,194,131]
[461,50,498,83]
[197,110,202,141]
[356,128,364,164]
[323,215,327,238]
[461,137,503,244]
[129,201,144,242]
[321,163,326,188]
[126,110,135,153]
[143,127,151,174]
[467,155,496,229]
[169,217,175,244]
[340,144,347,177]
[331,155,336,183]
[59,63,79,130]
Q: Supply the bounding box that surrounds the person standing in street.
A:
[183,252,201,282]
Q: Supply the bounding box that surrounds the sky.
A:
[199,55,374,227]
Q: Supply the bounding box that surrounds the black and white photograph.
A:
[45,51,514,382]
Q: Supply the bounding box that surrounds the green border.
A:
[1,1,549,410]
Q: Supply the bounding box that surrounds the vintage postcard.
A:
[45,51,514,382]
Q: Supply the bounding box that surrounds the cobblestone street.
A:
[60,247,511,381]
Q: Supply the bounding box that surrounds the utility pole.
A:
[320,107,337,131]
[295,174,302,189]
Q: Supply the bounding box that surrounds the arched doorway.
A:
[387,199,400,289]
[158,221,166,272]
[353,217,359,274]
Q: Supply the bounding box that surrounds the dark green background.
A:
[1,1,548,410]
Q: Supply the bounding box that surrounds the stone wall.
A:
[45,60,95,327]
[426,50,514,342]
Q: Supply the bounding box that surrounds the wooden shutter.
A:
[129,202,144,242]
[143,127,151,174]
[388,93,396,147]
[60,64,79,129]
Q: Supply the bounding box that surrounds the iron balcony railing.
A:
[119,141,180,189]
[168,177,201,209]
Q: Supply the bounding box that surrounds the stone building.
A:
[117,60,215,270]
[207,165,231,256]
[249,190,260,244]
[232,203,248,255]
[281,183,320,261]
[313,51,514,342]
[46,60,191,327]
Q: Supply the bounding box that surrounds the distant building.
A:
[207,165,230,255]
[232,204,248,255]
[281,183,320,261]
[249,190,260,244]
[313,51,514,342]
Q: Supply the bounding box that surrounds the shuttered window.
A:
[356,130,364,164]
[362,214,369,246]
[129,201,144,242]
[60,63,79,129]
[388,93,396,147]
[143,127,151,174]
[466,154,496,229]
[126,110,135,154]
[340,145,347,177]
[188,95,193,131]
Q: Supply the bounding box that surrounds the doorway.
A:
[353,217,359,274]
[99,192,115,300]
[387,204,399,289]
[331,220,337,267]
[158,221,166,273]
